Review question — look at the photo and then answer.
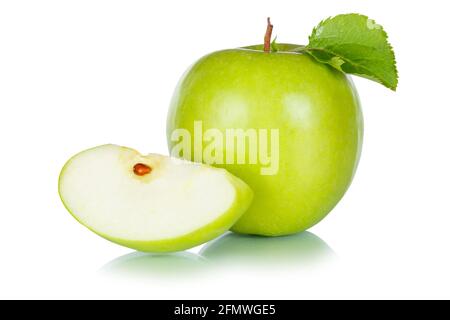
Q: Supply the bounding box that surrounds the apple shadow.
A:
[100,251,208,279]
[199,231,336,270]
[100,231,335,279]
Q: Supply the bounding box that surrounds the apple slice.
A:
[58,144,253,252]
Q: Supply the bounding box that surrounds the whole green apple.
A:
[167,43,363,236]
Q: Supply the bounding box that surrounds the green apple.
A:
[167,44,363,236]
[58,144,253,252]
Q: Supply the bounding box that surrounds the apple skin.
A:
[58,145,253,253]
[167,45,363,236]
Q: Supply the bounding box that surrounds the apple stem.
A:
[133,163,152,176]
[264,17,273,53]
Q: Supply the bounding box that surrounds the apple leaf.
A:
[270,36,279,52]
[306,14,398,90]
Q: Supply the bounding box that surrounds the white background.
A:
[0,0,449,299]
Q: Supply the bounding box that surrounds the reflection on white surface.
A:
[200,231,336,269]
[101,251,208,278]
[101,231,335,279]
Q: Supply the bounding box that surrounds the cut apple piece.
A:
[58,144,253,252]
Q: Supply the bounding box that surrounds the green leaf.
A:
[306,14,398,90]
[270,36,279,52]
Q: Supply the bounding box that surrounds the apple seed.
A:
[133,163,152,176]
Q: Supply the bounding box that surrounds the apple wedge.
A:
[58,144,253,252]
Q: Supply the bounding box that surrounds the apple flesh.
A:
[167,45,363,236]
[58,144,253,252]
